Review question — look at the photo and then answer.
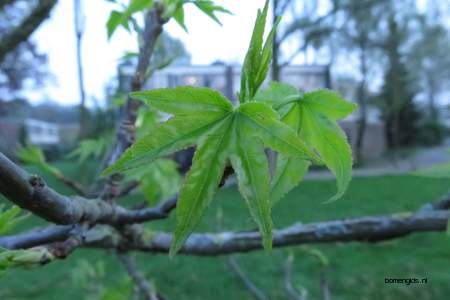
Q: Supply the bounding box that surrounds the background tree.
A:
[0,0,56,102]
[271,0,334,81]
[334,0,385,162]
[379,14,420,149]
[74,0,88,139]
[409,18,450,121]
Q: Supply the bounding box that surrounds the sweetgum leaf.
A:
[270,99,310,204]
[301,89,357,120]
[239,0,278,103]
[173,5,187,32]
[254,81,301,112]
[256,83,356,202]
[170,116,234,255]
[299,101,353,202]
[106,11,126,40]
[239,102,321,163]
[102,112,227,175]
[230,117,272,251]
[193,1,232,26]
[107,2,334,255]
[131,86,233,114]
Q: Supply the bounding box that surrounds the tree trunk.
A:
[74,0,87,139]
[271,0,281,81]
[427,77,438,120]
[0,0,57,63]
[355,41,368,163]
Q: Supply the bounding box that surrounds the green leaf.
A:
[230,119,272,251]
[270,103,310,203]
[161,0,182,20]
[299,92,355,202]
[0,247,54,274]
[136,106,162,138]
[414,162,450,178]
[109,3,328,255]
[106,10,126,40]
[67,137,110,164]
[107,0,153,39]
[125,159,181,204]
[254,81,301,112]
[103,112,227,175]
[17,145,62,177]
[239,102,321,163]
[193,0,232,26]
[271,156,310,204]
[131,86,233,114]
[173,5,188,32]
[254,16,280,87]
[0,205,29,235]
[239,0,279,103]
[301,89,357,120]
[170,116,233,255]
[256,84,356,202]
[126,0,154,16]
[17,144,46,166]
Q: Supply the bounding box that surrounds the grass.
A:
[1,161,450,299]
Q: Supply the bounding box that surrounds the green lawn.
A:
[1,163,450,299]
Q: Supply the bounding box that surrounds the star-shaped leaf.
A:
[103,1,351,257]
[104,87,320,255]
[256,82,357,203]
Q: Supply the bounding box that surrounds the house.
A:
[145,63,386,160]
[147,64,331,100]
[24,119,60,145]
[0,118,74,158]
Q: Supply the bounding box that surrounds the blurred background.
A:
[2,0,450,299]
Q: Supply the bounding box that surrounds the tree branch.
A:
[97,6,166,201]
[0,0,17,11]
[0,225,74,249]
[82,210,450,255]
[0,152,177,225]
[226,256,269,300]
[55,174,88,196]
[320,269,331,300]
[0,0,57,62]
[117,180,140,198]
[284,253,307,300]
[3,145,450,258]
[2,209,450,256]
[117,253,162,300]
[117,195,178,223]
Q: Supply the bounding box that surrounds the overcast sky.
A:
[30,0,270,106]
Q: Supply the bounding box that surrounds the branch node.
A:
[29,175,45,189]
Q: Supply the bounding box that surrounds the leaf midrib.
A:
[178,114,234,238]
[236,114,271,238]
[241,111,313,159]
[123,114,229,171]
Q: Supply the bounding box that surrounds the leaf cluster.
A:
[125,158,181,205]
[106,0,231,39]
[17,144,63,177]
[0,247,53,275]
[104,0,356,255]
[67,136,111,164]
